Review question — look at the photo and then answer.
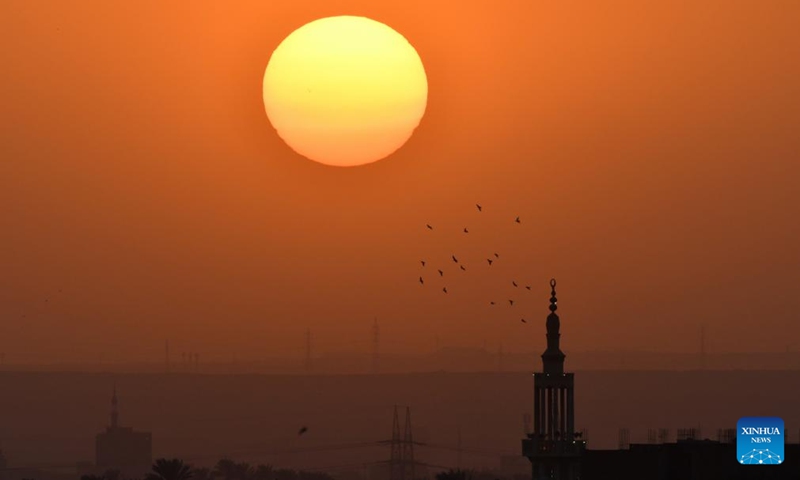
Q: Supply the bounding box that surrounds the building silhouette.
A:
[94,384,152,477]
[522,279,800,480]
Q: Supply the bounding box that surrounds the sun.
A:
[263,16,428,167]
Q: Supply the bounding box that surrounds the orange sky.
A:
[1,1,799,364]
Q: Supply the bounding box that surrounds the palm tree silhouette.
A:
[214,459,254,480]
[146,458,194,480]
[252,465,274,480]
[192,468,214,480]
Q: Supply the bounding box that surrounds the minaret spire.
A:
[110,382,119,429]
[542,278,566,374]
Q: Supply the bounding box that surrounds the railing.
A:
[522,437,586,457]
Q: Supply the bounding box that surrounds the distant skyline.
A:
[2,1,799,364]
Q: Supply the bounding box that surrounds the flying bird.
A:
[460,265,466,271]
[525,286,531,290]
[452,255,458,263]
[298,426,308,435]
[494,253,500,258]
[443,287,448,294]
[515,216,521,223]
[438,269,444,276]
[509,300,514,306]
[512,281,518,287]
[487,259,493,266]
[521,318,527,323]
[426,224,433,230]
[419,277,424,285]
[421,260,426,267]
[490,301,496,306]
[476,204,482,212]
[463,228,469,233]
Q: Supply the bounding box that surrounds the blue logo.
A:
[737,417,784,465]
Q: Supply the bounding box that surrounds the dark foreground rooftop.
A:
[583,440,800,480]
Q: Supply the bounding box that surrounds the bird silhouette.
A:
[490,301,496,306]
[438,269,444,276]
[421,260,426,267]
[460,265,466,271]
[487,258,493,266]
[419,277,424,285]
[452,255,458,263]
[512,281,518,287]
[298,426,308,435]
[494,253,500,258]
[476,204,482,212]
[515,216,521,223]
[509,300,515,306]
[463,228,469,233]
[521,318,527,323]
[525,285,531,290]
[426,224,433,230]
[443,287,448,294]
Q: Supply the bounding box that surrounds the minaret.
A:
[522,278,585,480]
[110,383,119,429]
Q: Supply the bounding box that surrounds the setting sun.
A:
[262,16,428,167]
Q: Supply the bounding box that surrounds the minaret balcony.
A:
[522,436,586,458]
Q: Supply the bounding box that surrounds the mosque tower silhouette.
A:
[522,279,585,480]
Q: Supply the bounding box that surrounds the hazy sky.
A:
[1,1,799,364]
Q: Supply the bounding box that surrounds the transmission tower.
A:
[372,318,380,374]
[305,328,312,373]
[389,405,404,480]
[402,407,415,480]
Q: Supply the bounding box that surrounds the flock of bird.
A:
[418,203,533,324]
